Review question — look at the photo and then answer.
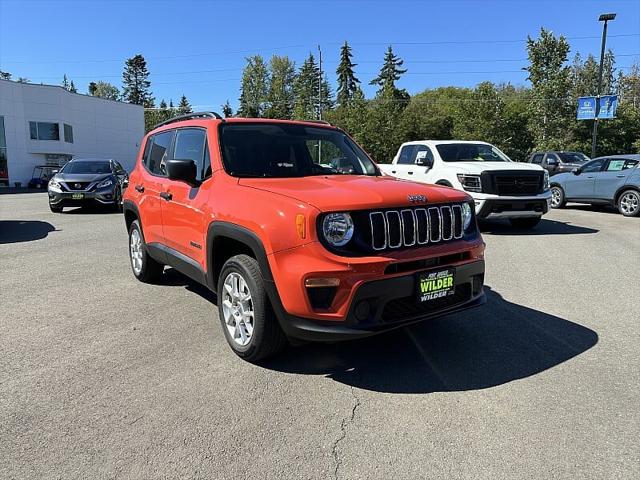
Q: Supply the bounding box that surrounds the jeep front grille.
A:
[369,204,464,251]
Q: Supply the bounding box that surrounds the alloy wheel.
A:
[222,272,255,347]
[130,228,143,274]
[551,187,562,208]
[620,192,639,215]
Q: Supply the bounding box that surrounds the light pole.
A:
[591,12,616,158]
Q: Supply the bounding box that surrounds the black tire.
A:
[217,254,287,362]
[617,189,640,217]
[128,219,163,282]
[550,185,566,209]
[509,217,541,229]
[49,203,63,213]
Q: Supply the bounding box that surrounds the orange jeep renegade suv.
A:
[123,112,486,362]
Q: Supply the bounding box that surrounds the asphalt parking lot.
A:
[1,193,638,480]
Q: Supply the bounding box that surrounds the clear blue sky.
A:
[1,0,639,111]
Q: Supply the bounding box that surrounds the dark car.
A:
[47,158,128,213]
[528,151,589,176]
[28,165,59,189]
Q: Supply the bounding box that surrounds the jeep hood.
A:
[445,161,544,175]
[239,175,470,211]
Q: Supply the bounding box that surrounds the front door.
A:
[594,158,639,200]
[563,158,604,199]
[160,128,210,268]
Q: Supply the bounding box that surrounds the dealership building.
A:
[0,78,144,186]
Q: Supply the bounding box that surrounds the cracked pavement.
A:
[1,194,638,479]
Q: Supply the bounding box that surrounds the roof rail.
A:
[152,111,223,130]
[304,119,332,126]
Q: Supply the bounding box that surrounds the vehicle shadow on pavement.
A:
[480,218,598,235]
[0,220,57,244]
[63,206,121,215]
[262,287,598,394]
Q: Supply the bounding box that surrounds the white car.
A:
[379,140,552,229]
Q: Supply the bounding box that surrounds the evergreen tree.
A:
[88,81,120,100]
[69,80,77,93]
[265,55,296,119]
[159,99,168,109]
[122,54,153,106]
[17,77,29,83]
[524,28,573,149]
[370,46,407,99]
[62,74,70,90]
[177,95,192,115]
[222,100,233,118]
[238,55,269,117]
[336,41,360,107]
[293,53,332,120]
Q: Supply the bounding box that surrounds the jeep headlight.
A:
[462,202,473,231]
[543,170,550,191]
[322,213,354,247]
[97,178,113,189]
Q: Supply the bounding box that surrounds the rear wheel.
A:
[550,186,566,208]
[509,217,541,229]
[217,254,287,362]
[617,189,640,217]
[128,219,163,282]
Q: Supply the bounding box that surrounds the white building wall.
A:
[0,79,144,186]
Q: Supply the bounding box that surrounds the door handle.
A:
[616,175,625,178]
[391,170,396,174]
[586,176,594,179]
[159,191,172,201]
[134,184,144,193]
[408,171,414,175]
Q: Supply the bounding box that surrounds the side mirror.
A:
[547,159,558,166]
[52,170,59,174]
[572,167,581,175]
[416,157,433,168]
[166,158,198,185]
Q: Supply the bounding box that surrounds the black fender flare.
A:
[122,200,140,231]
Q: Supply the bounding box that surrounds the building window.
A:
[29,121,60,141]
[64,123,73,143]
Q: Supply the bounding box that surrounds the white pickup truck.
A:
[379,140,552,229]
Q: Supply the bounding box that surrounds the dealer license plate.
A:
[417,268,455,302]
[71,193,84,200]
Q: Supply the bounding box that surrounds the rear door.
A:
[160,127,209,267]
[595,158,639,200]
[138,129,174,246]
[563,158,605,199]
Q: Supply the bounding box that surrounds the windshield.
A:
[558,152,589,164]
[436,143,512,162]
[61,161,111,174]
[219,123,378,178]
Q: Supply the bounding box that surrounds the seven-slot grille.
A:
[369,204,464,251]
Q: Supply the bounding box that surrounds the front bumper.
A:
[272,260,485,341]
[48,188,117,206]
[472,192,552,219]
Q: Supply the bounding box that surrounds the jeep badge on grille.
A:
[408,194,427,203]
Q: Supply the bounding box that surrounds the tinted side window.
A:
[172,129,207,180]
[546,153,559,163]
[531,154,543,164]
[397,145,415,165]
[147,130,174,176]
[582,159,604,173]
[624,159,639,170]
[203,140,211,179]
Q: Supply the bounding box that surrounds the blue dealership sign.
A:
[577,95,618,120]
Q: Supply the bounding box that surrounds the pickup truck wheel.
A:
[128,219,163,282]
[618,189,640,217]
[218,254,287,362]
[550,186,566,208]
[509,217,541,229]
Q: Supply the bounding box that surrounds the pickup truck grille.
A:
[481,171,543,196]
[369,204,464,251]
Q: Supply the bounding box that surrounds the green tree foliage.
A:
[238,55,269,117]
[222,100,234,118]
[122,54,154,106]
[88,81,120,100]
[293,53,332,120]
[524,28,573,149]
[336,41,360,107]
[62,74,70,90]
[69,81,77,93]
[265,55,296,119]
[177,95,192,115]
[370,46,408,100]
[0,71,11,80]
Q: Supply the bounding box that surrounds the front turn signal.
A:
[296,214,306,239]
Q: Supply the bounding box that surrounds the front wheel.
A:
[509,217,541,229]
[618,189,640,217]
[550,186,566,208]
[49,202,63,213]
[217,254,287,362]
